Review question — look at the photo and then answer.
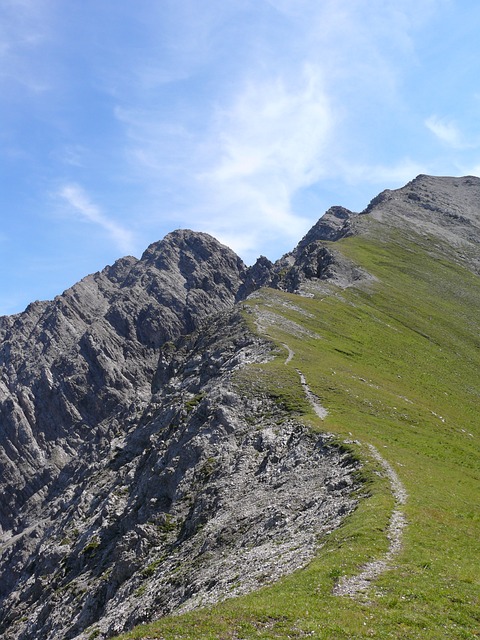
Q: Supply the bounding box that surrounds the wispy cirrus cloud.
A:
[58,184,136,254]
[196,64,334,255]
[110,0,445,262]
[425,115,475,149]
[0,0,52,92]
[113,66,335,259]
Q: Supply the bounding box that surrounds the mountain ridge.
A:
[0,174,479,639]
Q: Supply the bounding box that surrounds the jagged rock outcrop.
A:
[0,226,361,640]
[242,204,371,294]
[236,255,274,300]
[0,230,246,536]
[0,310,360,640]
[296,205,357,247]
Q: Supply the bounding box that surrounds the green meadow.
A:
[114,223,480,639]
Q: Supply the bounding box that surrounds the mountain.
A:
[0,175,479,639]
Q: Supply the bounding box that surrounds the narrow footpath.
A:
[283,343,408,598]
[333,443,408,597]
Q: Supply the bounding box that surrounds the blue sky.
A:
[1,0,480,315]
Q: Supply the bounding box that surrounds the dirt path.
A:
[296,369,328,420]
[288,353,408,597]
[333,444,407,597]
[282,343,295,365]
[282,343,328,419]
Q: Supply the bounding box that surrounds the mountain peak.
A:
[361,175,480,270]
[141,229,244,266]
[296,205,357,250]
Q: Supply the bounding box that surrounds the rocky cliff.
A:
[0,226,360,640]
[1,175,479,639]
[0,230,245,534]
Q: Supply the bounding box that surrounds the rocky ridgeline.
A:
[0,230,246,535]
[1,310,361,639]
[1,175,479,639]
[0,226,361,640]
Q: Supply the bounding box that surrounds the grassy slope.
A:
[114,222,479,639]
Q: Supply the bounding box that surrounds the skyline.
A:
[2,0,480,315]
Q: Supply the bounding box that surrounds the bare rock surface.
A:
[0,311,360,640]
[0,228,360,640]
[0,230,245,536]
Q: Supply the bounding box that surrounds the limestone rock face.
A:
[0,308,359,640]
[0,226,361,640]
[0,230,246,536]
[296,205,356,248]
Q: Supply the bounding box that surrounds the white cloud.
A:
[113,67,334,260]
[109,0,449,261]
[58,184,136,254]
[425,115,475,149]
[199,65,333,240]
